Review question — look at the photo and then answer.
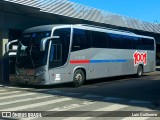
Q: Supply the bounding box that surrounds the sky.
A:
[69,0,160,23]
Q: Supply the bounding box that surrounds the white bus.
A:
[12,24,155,87]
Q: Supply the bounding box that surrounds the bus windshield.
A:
[16,31,51,69]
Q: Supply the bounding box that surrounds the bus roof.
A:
[23,24,154,40]
[23,25,59,33]
[74,24,154,40]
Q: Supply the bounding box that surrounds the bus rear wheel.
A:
[73,69,85,87]
[136,65,143,77]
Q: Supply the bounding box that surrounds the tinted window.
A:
[141,38,148,50]
[148,39,154,50]
[91,31,107,48]
[49,28,71,69]
[49,44,62,69]
[107,33,122,49]
[21,31,51,46]
[121,35,133,49]
[72,29,91,51]
[32,32,51,45]
[132,37,141,50]
[17,32,51,69]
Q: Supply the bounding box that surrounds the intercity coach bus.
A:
[11,24,155,87]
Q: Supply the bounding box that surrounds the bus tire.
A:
[136,65,143,77]
[73,69,85,87]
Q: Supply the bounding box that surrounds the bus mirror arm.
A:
[5,39,18,53]
[40,36,60,51]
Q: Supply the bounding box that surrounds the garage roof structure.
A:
[3,0,160,34]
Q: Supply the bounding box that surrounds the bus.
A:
[11,24,155,87]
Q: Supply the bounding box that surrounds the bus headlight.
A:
[35,70,46,77]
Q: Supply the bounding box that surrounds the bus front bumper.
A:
[15,75,49,85]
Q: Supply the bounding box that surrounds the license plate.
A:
[27,70,34,75]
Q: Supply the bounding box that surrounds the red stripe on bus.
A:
[70,60,90,64]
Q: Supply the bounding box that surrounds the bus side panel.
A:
[89,49,135,78]
[69,48,155,82]
[70,48,136,80]
[70,50,89,80]
[143,51,156,73]
[48,62,72,84]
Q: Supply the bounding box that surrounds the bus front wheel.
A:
[136,65,143,77]
[73,69,85,87]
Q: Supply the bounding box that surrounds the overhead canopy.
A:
[2,0,160,34]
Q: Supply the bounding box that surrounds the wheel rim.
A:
[138,67,142,76]
[75,73,83,85]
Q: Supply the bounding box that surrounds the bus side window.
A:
[121,35,133,49]
[141,38,148,50]
[72,29,91,51]
[107,33,122,49]
[91,31,107,48]
[148,39,154,50]
[132,37,141,50]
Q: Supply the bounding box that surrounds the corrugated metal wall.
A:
[3,0,160,33]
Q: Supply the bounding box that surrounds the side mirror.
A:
[40,36,59,51]
[5,39,18,53]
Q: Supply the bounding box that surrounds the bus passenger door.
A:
[48,43,63,83]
